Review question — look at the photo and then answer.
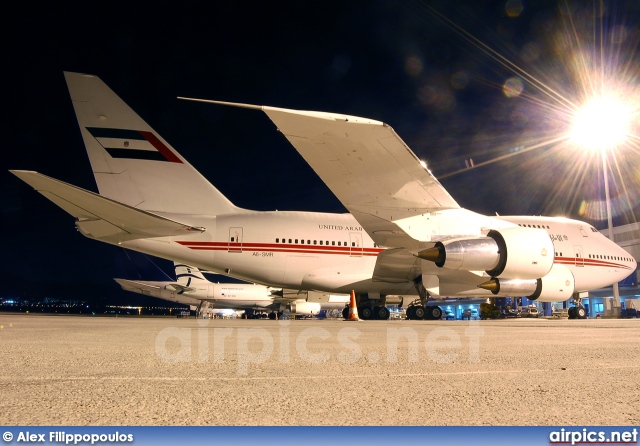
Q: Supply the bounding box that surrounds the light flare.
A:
[417,2,640,223]
[570,96,634,151]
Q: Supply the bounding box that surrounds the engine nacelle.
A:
[287,301,321,316]
[418,226,554,280]
[478,264,575,302]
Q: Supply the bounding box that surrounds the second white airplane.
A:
[11,72,636,320]
[115,263,349,318]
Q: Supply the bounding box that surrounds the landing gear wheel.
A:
[342,306,349,320]
[406,306,416,320]
[413,306,425,320]
[374,306,390,320]
[575,306,587,319]
[568,307,576,319]
[268,312,277,320]
[360,306,373,320]
[427,306,442,320]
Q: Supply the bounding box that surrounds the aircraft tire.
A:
[413,306,425,320]
[374,306,390,320]
[576,306,587,319]
[429,306,442,320]
[342,306,349,320]
[360,306,373,320]
[567,307,576,319]
[406,306,415,320]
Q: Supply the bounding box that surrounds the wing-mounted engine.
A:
[287,301,321,316]
[417,226,554,280]
[478,264,575,302]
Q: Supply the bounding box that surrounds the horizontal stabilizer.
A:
[114,278,162,293]
[165,283,196,293]
[11,170,205,243]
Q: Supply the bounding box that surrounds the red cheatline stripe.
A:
[139,131,183,163]
[554,257,632,269]
[175,241,383,256]
[176,241,383,252]
[183,246,379,256]
[176,241,381,251]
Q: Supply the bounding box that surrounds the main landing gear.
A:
[568,293,587,319]
[357,305,391,320]
[341,299,391,320]
[405,277,442,320]
[406,302,443,320]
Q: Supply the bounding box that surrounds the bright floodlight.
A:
[570,96,632,151]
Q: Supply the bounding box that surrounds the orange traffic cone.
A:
[346,290,360,321]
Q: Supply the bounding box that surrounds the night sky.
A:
[2,0,639,302]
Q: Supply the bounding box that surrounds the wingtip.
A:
[177,97,263,111]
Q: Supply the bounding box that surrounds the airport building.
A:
[586,222,640,317]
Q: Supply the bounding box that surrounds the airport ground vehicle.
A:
[518,306,540,318]
[462,309,478,320]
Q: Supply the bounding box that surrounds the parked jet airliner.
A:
[115,262,349,318]
[10,72,636,320]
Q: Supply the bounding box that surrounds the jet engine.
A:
[287,301,321,316]
[477,264,575,302]
[418,226,554,280]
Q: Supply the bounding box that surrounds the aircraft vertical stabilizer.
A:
[64,72,243,216]
[175,263,209,287]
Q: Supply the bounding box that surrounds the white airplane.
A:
[115,263,349,318]
[11,72,636,321]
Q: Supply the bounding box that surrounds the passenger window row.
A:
[588,253,632,262]
[275,238,356,247]
[555,251,632,262]
[518,223,551,229]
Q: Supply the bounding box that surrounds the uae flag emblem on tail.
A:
[86,127,182,163]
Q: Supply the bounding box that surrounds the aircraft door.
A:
[349,232,363,257]
[229,227,243,253]
[574,245,584,267]
[578,225,588,237]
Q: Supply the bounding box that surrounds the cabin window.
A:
[231,237,235,242]
[300,239,304,244]
[314,240,317,245]
[295,239,298,243]
[276,238,279,243]
[288,239,292,243]
[338,242,341,246]
[320,240,323,245]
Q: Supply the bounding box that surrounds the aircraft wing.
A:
[178,99,458,248]
[11,170,205,243]
[260,106,459,242]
